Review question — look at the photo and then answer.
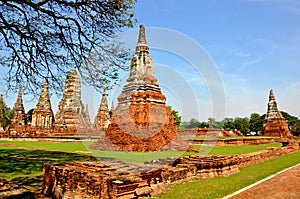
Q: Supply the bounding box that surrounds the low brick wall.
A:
[42,141,300,199]
[179,128,243,137]
[190,137,277,146]
[0,178,34,199]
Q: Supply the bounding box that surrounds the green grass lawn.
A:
[158,151,300,199]
[194,142,282,155]
[0,140,281,162]
[0,148,96,193]
[182,136,277,141]
[0,140,297,197]
[0,140,91,154]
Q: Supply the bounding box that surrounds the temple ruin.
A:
[262,89,291,137]
[94,88,111,133]
[11,87,26,127]
[90,25,195,152]
[54,69,93,134]
[31,79,54,129]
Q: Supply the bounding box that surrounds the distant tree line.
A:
[181,112,300,136]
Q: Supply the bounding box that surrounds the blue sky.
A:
[2,0,300,121]
[132,0,300,120]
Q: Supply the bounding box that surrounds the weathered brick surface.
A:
[94,88,111,133]
[179,128,243,137]
[31,79,54,130]
[11,87,26,128]
[262,90,291,137]
[54,69,93,135]
[43,141,300,198]
[90,25,195,152]
[190,137,277,146]
[0,178,34,199]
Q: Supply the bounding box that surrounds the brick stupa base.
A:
[263,118,290,137]
[90,102,196,152]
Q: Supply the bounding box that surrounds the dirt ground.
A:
[228,163,300,199]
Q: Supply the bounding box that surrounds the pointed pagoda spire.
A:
[12,86,26,126]
[102,87,107,104]
[85,103,91,125]
[36,79,52,109]
[136,25,149,54]
[269,89,275,101]
[94,88,110,132]
[263,89,291,137]
[138,25,147,45]
[0,94,3,104]
[110,101,115,116]
[266,89,282,119]
[32,79,54,128]
[14,87,23,108]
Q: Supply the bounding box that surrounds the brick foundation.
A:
[42,141,300,198]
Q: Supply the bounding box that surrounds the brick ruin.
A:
[31,79,54,130]
[94,88,111,133]
[54,69,93,135]
[0,178,34,199]
[11,87,26,127]
[0,95,5,131]
[9,87,27,136]
[179,128,243,137]
[262,90,291,137]
[90,25,195,152]
[42,141,300,199]
[0,69,98,137]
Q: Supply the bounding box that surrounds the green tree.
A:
[208,117,223,129]
[0,0,137,94]
[222,118,234,130]
[167,106,182,128]
[198,122,209,128]
[232,117,250,135]
[182,118,200,128]
[281,111,300,136]
[0,95,14,130]
[249,113,263,132]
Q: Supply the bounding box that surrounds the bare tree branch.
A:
[0,0,137,96]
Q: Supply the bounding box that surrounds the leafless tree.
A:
[0,0,136,95]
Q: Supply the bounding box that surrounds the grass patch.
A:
[158,151,300,199]
[0,148,96,193]
[0,140,92,154]
[195,142,282,155]
[182,136,277,141]
[90,149,191,162]
[0,140,297,197]
[0,140,282,162]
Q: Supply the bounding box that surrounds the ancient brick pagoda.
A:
[0,95,5,131]
[90,25,195,152]
[262,90,291,137]
[54,69,93,134]
[31,79,54,129]
[11,87,26,127]
[94,88,111,133]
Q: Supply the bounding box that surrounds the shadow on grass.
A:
[0,148,97,192]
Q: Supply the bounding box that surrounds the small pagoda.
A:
[94,88,111,133]
[262,90,291,137]
[31,79,54,129]
[11,87,26,127]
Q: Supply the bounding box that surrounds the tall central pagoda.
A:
[91,25,195,152]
